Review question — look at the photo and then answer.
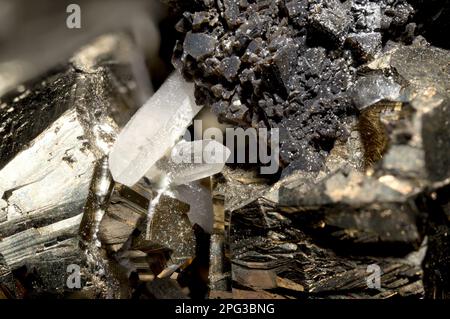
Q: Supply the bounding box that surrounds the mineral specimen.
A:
[183,32,217,60]
[133,195,196,265]
[165,0,450,298]
[227,172,426,298]
[79,157,114,247]
[346,32,382,63]
[98,183,150,253]
[209,174,232,297]
[350,74,401,110]
[173,181,214,234]
[220,40,449,299]
[0,256,14,299]
[309,0,352,45]
[0,0,449,301]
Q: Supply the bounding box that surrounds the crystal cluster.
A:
[145,139,232,186]
[108,70,232,186]
[0,33,150,298]
[109,72,202,186]
[169,0,437,173]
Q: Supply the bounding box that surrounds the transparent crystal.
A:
[109,72,203,186]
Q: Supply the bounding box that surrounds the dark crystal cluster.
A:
[171,0,425,171]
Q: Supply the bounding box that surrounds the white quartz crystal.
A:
[145,139,231,186]
[109,72,203,186]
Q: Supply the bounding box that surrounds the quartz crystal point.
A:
[109,72,203,186]
[145,139,231,186]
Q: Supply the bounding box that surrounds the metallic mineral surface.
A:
[0,0,449,301]
[170,0,447,174]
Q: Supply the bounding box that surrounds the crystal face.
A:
[0,109,96,237]
[109,72,203,187]
[0,32,151,297]
[350,74,402,110]
[0,0,449,300]
[145,139,232,186]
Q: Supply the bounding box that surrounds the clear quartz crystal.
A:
[109,72,203,186]
[145,139,231,186]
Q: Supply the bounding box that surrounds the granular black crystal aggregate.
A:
[169,0,440,172]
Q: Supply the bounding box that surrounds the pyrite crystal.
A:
[0,0,449,301]
[0,33,151,298]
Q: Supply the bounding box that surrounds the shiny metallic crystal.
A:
[98,183,149,253]
[109,72,202,187]
[223,42,449,299]
[0,32,150,297]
